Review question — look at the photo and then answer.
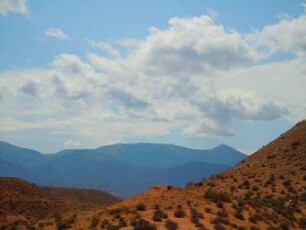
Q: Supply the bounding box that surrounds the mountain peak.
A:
[212,144,236,151]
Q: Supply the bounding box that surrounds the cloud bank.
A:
[1,12,305,148]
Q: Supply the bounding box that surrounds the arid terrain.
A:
[1,120,305,230]
[0,178,120,229]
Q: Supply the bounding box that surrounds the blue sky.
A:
[0,0,305,153]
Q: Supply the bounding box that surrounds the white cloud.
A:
[130,16,260,78]
[87,39,121,59]
[45,28,70,41]
[184,118,235,137]
[1,13,306,146]
[247,15,306,57]
[20,80,39,97]
[117,38,140,48]
[63,139,81,148]
[0,0,28,16]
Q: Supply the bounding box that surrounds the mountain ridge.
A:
[0,141,245,197]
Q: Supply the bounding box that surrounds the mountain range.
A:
[0,142,246,197]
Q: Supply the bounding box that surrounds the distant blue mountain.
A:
[57,143,244,167]
[0,141,246,197]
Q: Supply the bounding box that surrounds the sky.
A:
[0,0,305,154]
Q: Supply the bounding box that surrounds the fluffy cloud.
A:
[0,0,28,15]
[20,80,39,97]
[1,13,305,147]
[45,28,70,41]
[52,54,94,77]
[130,16,260,78]
[88,40,121,59]
[247,15,306,57]
[106,87,149,110]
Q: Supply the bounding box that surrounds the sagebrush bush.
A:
[136,203,146,211]
[174,209,186,218]
[133,219,157,230]
[165,220,178,230]
[153,209,168,222]
[204,189,231,203]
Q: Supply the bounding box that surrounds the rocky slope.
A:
[0,177,120,228]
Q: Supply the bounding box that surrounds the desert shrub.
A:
[238,226,247,230]
[244,191,254,200]
[214,224,226,230]
[252,186,259,191]
[248,213,262,223]
[291,141,300,148]
[301,192,306,202]
[56,222,69,230]
[108,208,121,215]
[165,220,178,230]
[133,219,157,230]
[279,223,289,230]
[106,225,120,230]
[234,211,244,220]
[279,175,285,180]
[217,201,224,208]
[90,216,99,228]
[27,226,38,230]
[250,227,260,230]
[195,222,205,229]
[54,212,63,223]
[190,208,199,224]
[212,217,229,225]
[114,213,121,219]
[100,219,109,229]
[217,210,228,218]
[136,203,146,211]
[174,208,186,218]
[130,218,137,227]
[118,220,127,228]
[267,154,276,159]
[286,185,296,194]
[204,189,231,203]
[205,207,212,213]
[66,214,77,225]
[153,209,168,222]
[6,226,18,230]
[243,180,250,189]
[266,226,280,230]
[298,217,306,229]
[283,179,291,186]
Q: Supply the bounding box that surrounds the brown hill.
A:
[0,177,120,228]
[1,120,305,230]
[49,120,305,230]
